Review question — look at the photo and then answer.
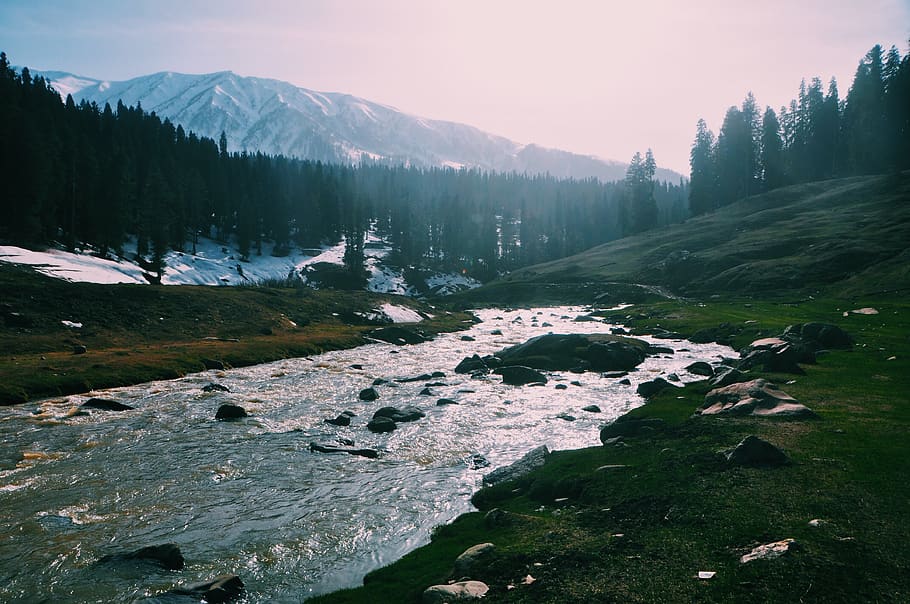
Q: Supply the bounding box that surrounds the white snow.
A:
[61,320,83,328]
[377,303,423,323]
[0,245,148,284]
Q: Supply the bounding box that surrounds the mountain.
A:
[42,69,682,182]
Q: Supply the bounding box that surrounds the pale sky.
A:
[1,0,908,174]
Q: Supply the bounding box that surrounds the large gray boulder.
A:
[737,337,814,374]
[422,581,489,602]
[493,333,648,372]
[726,435,791,467]
[700,379,816,418]
[782,322,852,350]
[453,543,496,578]
[483,445,550,486]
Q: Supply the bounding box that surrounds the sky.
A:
[1,1,908,174]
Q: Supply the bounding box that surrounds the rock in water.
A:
[98,543,185,570]
[422,581,489,603]
[685,361,714,377]
[169,574,244,602]
[496,365,548,386]
[324,413,352,426]
[372,406,426,423]
[202,383,230,393]
[359,387,380,401]
[366,416,397,433]
[309,442,379,459]
[636,377,671,398]
[82,398,134,411]
[215,404,247,421]
[726,435,791,467]
[369,326,430,345]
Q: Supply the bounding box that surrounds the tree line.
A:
[0,51,686,283]
[689,43,910,215]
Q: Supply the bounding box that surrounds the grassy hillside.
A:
[461,172,910,305]
[0,264,469,404]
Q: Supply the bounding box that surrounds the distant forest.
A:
[689,43,910,215]
[0,51,686,283]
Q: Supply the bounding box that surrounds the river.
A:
[0,306,731,602]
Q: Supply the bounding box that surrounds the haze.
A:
[1,0,907,174]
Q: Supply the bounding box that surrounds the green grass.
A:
[0,263,472,404]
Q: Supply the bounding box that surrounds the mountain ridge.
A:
[41,68,682,182]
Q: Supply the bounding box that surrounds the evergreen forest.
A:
[0,51,686,284]
[689,43,910,215]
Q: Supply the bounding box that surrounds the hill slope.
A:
[466,173,910,303]
[42,69,682,182]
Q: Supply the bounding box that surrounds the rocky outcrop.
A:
[81,398,134,411]
[98,543,185,570]
[740,539,798,563]
[495,365,548,386]
[737,338,814,374]
[700,379,816,418]
[422,581,489,602]
[483,445,549,486]
[782,322,852,351]
[636,378,671,398]
[710,366,749,387]
[726,435,791,467]
[215,404,248,420]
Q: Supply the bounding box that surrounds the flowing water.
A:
[0,306,731,602]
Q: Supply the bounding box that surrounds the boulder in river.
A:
[495,365,548,386]
[359,387,380,401]
[98,543,185,570]
[324,413,352,426]
[309,442,379,459]
[168,574,244,602]
[582,405,601,413]
[82,398,134,411]
[373,405,426,423]
[202,383,230,393]
[685,361,714,377]
[493,333,647,372]
[455,354,500,374]
[700,379,816,418]
[436,398,458,406]
[366,416,397,433]
[215,404,248,421]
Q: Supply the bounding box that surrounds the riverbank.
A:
[0,263,473,405]
[312,294,910,602]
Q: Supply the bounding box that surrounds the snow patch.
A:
[377,304,423,323]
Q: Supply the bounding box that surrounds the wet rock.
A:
[556,413,576,421]
[494,333,647,372]
[169,574,244,603]
[309,442,378,459]
[490,329,503,335]
[602,371,628,378]
[453,543,496,577]
[373,405,426,423]
[470,454,489,469]
[98,543,185,570]
[202,383,230,393]
[710,366,749,387]
[372,378,390,386]
[685,361,714,377]
[652,331,684,340]
[571,380,583,386]
[582,405,601,413]
[455,354,498,374]
[202,358,225,370]
[483,445,549,486]
[436,398,458,406]
[460,335,476,342]
[366,416,396,433]
[424,381,447,387]
[418,387,434,396]
[215,404,247,421]
[600,417,666,442]
[324,413,352,426]
[555,383,568,390]
[619,378,631,385]
[349,364,364,370]
[637,377,671,398]
[740,539,798,563]
[73,344,87,355]
[422,581,489,603]
[395,373,440,383]
[701,379,816,418]
[726,435,791,467]
[667,372,680,382]
[496,365,548,386]
[369,326,430,345]
[359,387,380,401]
[82,398,134,411]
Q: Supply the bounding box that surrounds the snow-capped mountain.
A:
[42,69,682,182]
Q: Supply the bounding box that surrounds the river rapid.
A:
[0,306,731,603]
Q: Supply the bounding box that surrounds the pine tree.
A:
[689,119,717,215]
[760,107,785,189]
